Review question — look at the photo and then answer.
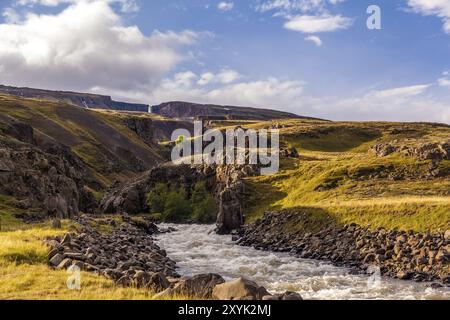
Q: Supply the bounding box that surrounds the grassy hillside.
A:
[0,94,180,186]
[241,120,450,233]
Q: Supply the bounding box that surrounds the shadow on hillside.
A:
[277,206,342,234]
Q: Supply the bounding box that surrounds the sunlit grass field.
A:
[242,120,450,233]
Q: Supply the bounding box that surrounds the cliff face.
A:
[0,93,192,219]
[0,85,149,112]
[151,101,315,121]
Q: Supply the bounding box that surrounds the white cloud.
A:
[368,84,431,99]
[0,1,203,94]
[197,69,241,85]
[255,0,352,46]
[438,72,450,87]
[304,35,322,46]
[217,1,234,12]
[148,71,304,109]
[300,83,450,123]
[256,0,324,13]
[13,0,140,13]
[407,0,450,33]
[284,14,353,33]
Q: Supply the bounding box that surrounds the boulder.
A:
[444,230,450,241]
[171,274,225,299]
[147,272,170,292]
[212,277,270,301]
[57,258,73,270]
[49,253,64,267]
[262,291,303,301]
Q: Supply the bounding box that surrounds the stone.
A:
[396,270,413,280]
[444,230,450,241]
[212,277,270,301]
[280,291,303,301]
[134,270,151,288]
[147,272,170,292]
[171,274,225,299]
[49,253,64,267]
[116,276,133,287]
[48,248,61,260]
[57,258,73,270]
[72,260,85,270]
[61,233,72,245]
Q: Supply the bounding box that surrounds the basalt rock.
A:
[0,118,97,219]
[370,141,450,161]
[46,215,179,286]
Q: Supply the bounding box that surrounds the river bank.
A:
[237,211,450,286]
[156,224,450,300]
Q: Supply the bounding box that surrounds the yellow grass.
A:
[0,220,190,300]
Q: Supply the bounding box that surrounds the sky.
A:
[0,0,450,123]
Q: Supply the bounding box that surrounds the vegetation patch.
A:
[147,182,218,223]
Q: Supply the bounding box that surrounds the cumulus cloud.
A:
[407,0,450,33]
[285,14,352,33]
[304,35,322,46]
[217,1,234,12]
[197,69,241,86]
[438,71,450,87]
[255,0,352,45]
[13,0,140,13]
[0,1,203,94]
[146,70,304,109]
[318,84,450,123]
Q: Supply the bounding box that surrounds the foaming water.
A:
[156,224,450,300]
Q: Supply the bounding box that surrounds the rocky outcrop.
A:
[370,141,450,161]
[0,85,149,112]
[151,101,311,121]
[0,119,97,218]
[123,118,155,146]
[238,211,450,285]
[100,164,259,234]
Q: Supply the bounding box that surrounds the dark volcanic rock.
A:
[0,120,97,218]
[46,215,179,285]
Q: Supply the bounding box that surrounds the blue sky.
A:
[0,0,450,122]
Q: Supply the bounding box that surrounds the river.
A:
[156,224,450,300]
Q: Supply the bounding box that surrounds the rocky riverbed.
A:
[45,215,298,300]
[237,211,450,285]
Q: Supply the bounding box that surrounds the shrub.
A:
[191,182,218,223]
[146,182,218,223]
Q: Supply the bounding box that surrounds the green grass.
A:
[243,120,450,233]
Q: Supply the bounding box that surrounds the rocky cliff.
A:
[0,85,149,112]
[0,94,192,220]
[0,115,97,218]
[151,101,315,121]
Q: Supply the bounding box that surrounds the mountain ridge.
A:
[0,84,149,112]
[151,101,320,121]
